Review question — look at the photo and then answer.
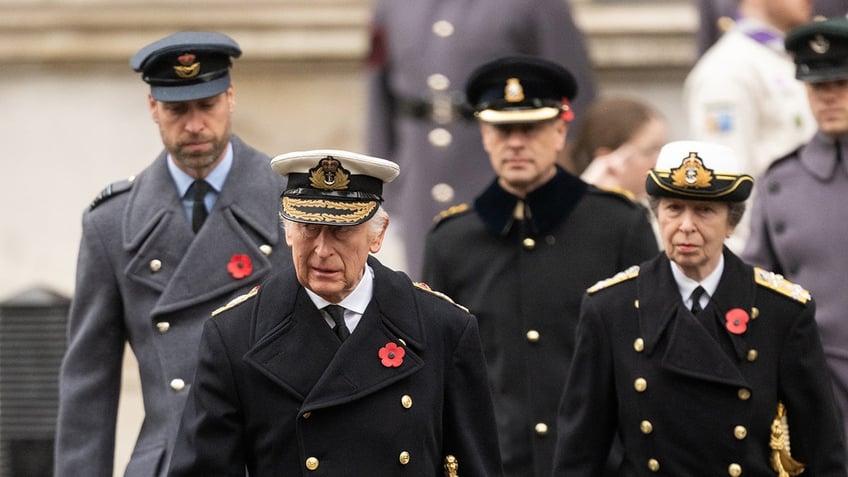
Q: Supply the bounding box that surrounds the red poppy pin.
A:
[560,98,574,122]
[725,308,750,334]
[227,254,253,280]
[378,342,405,368]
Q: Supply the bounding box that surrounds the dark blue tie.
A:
[325,305,350,341]
[690,286,706,314]
[191,180,211,233]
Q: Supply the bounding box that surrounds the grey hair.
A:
[647,196,746,228]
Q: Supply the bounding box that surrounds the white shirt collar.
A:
[306,264,375,332]
[670,254,724,307]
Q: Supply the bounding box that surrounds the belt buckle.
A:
[431,92,454,124]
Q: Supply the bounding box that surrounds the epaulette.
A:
[595,185,635,202]
[765,146,802,173]
[413,282,469,313]
[211,285,261,317]
[586,184,637,207]
[90,176,135,210]
[587,265,640,294]
[754,268,810,304]
[432,203,470,225]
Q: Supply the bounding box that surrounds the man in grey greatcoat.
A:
[744,17,848,470]
[366,0,597,277]
[54,32,292,477]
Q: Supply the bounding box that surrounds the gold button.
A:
[523,237,536,250]
[432,20,454,37]
[634,299,640,309]
[401,395,413,409]
[737,388,751,400]
[535,422,549,436]
[305,457,319,470]
[634,378,648,392]
[747,349,758,362]
[259,244,272,256]
[728,463,742,476]
[648,458,660,472]
[428,128,452,147]
[751,307,759,319]
[399,451,411,465]
[526,330,541,343]
[431,183,455,203]
[734,425,747,440]
[427,73,450,91]
[156,322,170,333]
[302,412,311,419]
[633,338,645,352]
[170,378,185,392]
[640,420,653,434]
[149,259,162,272]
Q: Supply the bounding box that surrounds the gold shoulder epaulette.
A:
[211,285,260,317]
[587,265,640,294]
[413,282,469,313]
[433,203,470,224]
[597,185,635,201]
[754,268,810,304]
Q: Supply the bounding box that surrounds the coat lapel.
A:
[243,258,428,408]
[123,137,284,317]
[638,254,748,388]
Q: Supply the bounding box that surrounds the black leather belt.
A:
[393,94,474,124]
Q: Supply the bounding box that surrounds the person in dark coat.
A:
[366,0,598,278]
[168,149,504,476]
[53,32,293,477]
[744,17,848,471]
[553,140,847,476]
[421,56,658,477]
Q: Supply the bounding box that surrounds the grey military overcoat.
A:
[54,135,292,477]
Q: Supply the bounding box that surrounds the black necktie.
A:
[837,140,843,163]
[191,179,211,233]
[690,286,706,314]
[325,305,350,342]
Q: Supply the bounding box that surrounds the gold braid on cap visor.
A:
[283,197,377,224]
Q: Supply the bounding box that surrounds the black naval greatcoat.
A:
[168,256,504,477]
[553,249,847,477]
[422,167,659,477]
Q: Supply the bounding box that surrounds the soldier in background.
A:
[54,32,292,477]
[422,56,656,477]
[744,17,848,469]
[684,0,817,253]
[366,0,597,278]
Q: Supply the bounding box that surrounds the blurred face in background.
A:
[806,79,848,138]
[765,0,813,33]
[480,118,567,197]
[613,116,669,199]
